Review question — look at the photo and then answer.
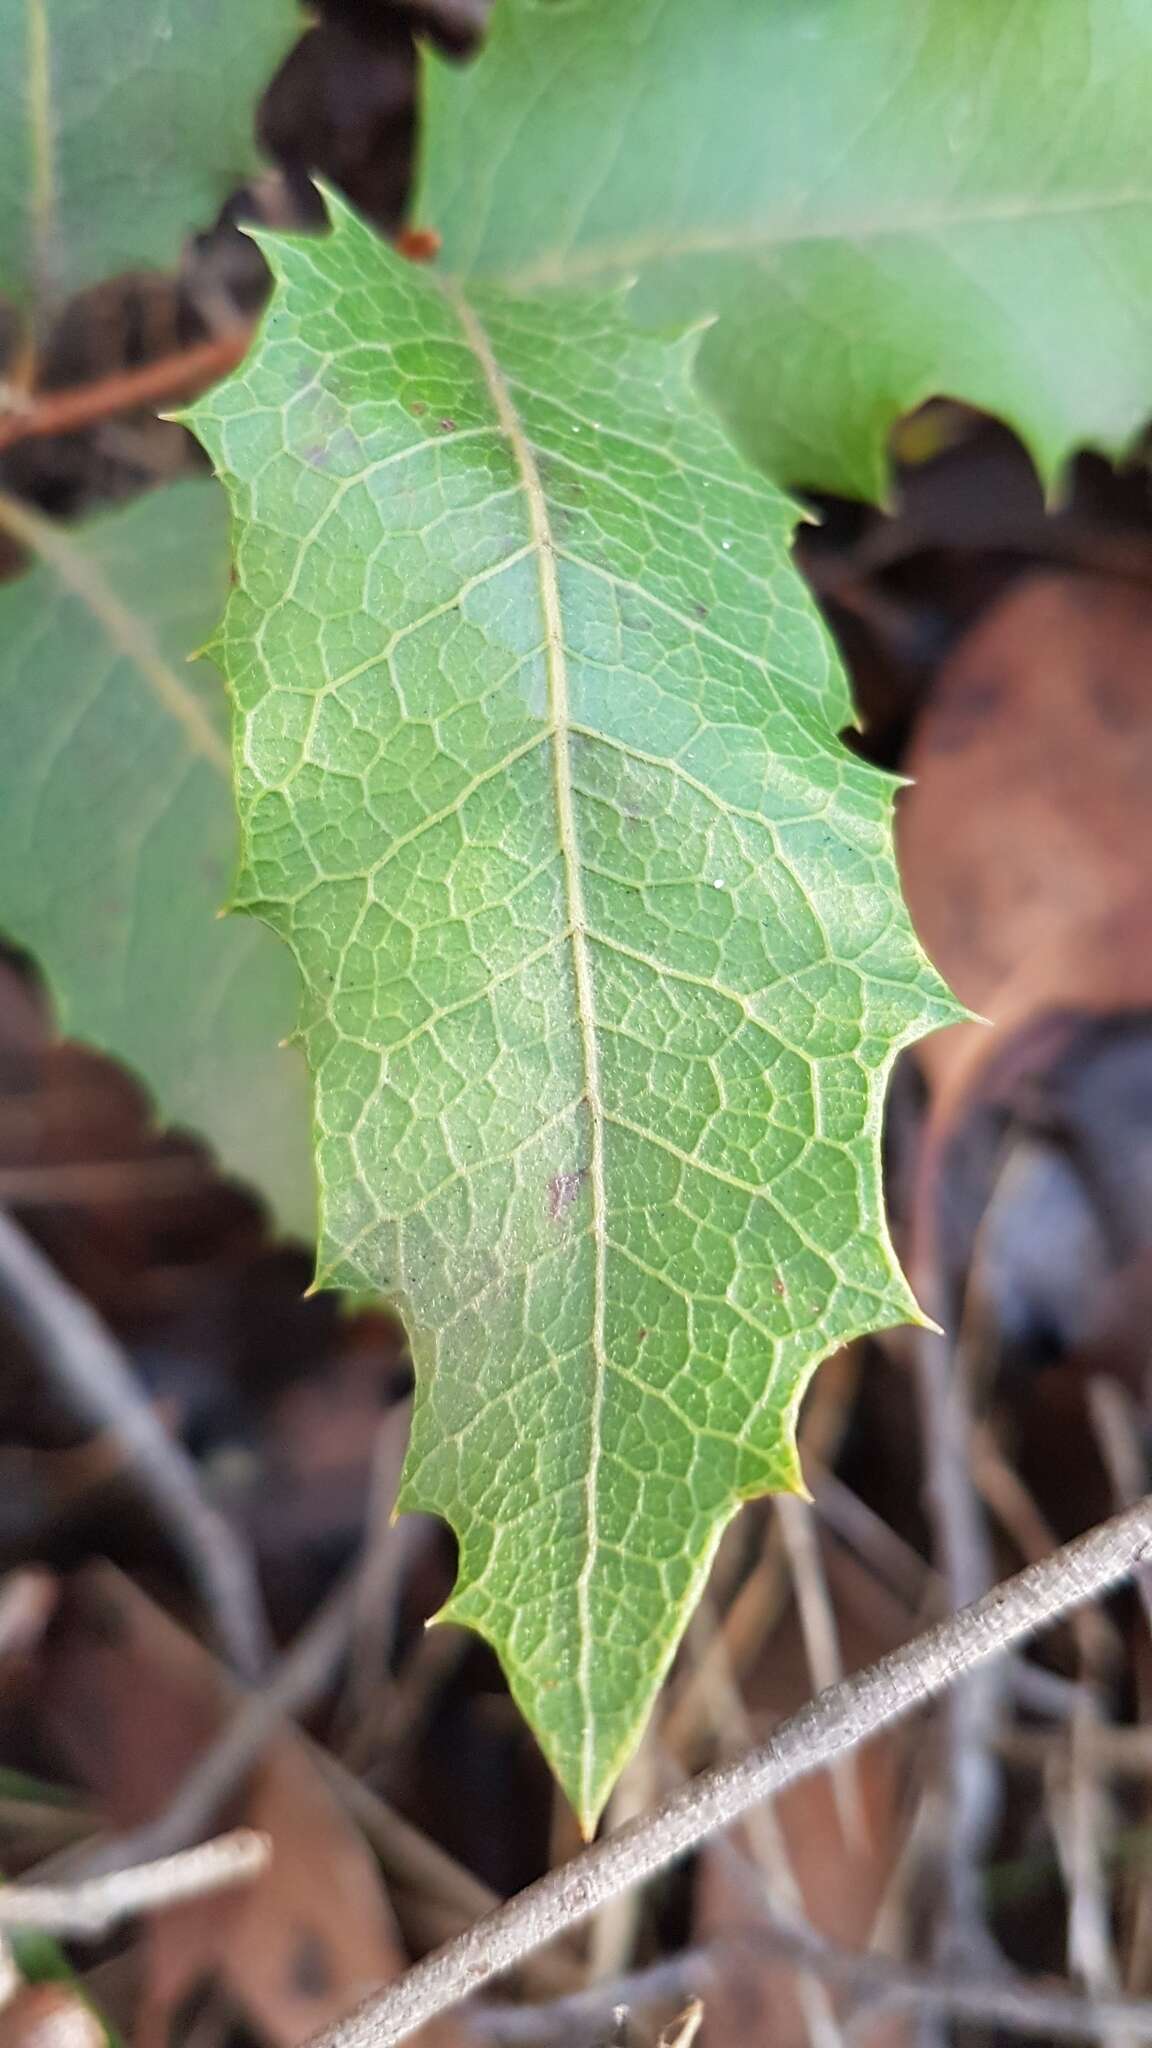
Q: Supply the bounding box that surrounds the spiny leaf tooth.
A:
[187,198,960,1824]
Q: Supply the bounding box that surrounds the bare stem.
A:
[307,1496,1152,2048]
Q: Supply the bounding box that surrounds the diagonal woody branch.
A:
[308,1495,1152,2048]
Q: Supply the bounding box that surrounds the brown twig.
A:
[0,1829,269,1935]
[0,329,252,452]
[306,1495,1152,2048]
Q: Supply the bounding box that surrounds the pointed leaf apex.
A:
[185,207,958,1819]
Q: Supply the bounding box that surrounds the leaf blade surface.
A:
[0,479,314,1236]
[419,0,1152,495]
[190,205,953,1822]
[0,0,294,307]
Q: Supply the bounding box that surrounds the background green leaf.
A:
[190,202,954,1825]
[0,479,314,1238]
[0,0,295,309]
[419,0,1152,498]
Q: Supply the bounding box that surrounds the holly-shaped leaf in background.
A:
[0,480,314,1238]
[419,0,1152,499]
[0,0,295,308]
[189,200,955,1826]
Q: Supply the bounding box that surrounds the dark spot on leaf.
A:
[692,602,708,620]
[637,1328,648,1342]
[410,401,427,415]
[772,1277,786,1297]
[289,1930,334,2000]
[439,417,457,433]
[549,1167,588,1221]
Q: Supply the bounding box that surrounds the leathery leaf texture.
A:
[0,0,294,309]
[421,0,1152,500]
[190,198,955,1827]
[0,481,313,1238]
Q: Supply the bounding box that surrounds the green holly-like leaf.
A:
[188,198,955,1826]
[0,0,295,309]
[419,0,1152,499]
[0,479,314,1238]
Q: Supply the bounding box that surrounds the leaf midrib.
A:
[495,184,1152,293]
[24,0,56,308]
[0,488,230,773]
[443,281,608,1824]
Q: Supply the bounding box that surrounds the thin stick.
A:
[0,1829,269,1936]
[307,1495,1152,2048]
[0,330,251,452]
[811,1463,941,1615]
[777,1493,862,1844]
[914,1321,1004,1957]
[469,1927,1152,2046]
[344,1415,422,1725]
[674,1598,845,2048]
[64,1572,361,1881]
[1088,1378,1152,1638]
[0,1568,56,1662]
[1052,1689,1131,2048]
[316,1758,586,2001]
[63,1413,414,1881]
[0,1211,269,1678]
[317,1756,502,1929]
[658,2000,703,2048]
[586,1734,658,1987]
[470,1954,704,2046]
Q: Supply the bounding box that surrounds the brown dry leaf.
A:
[898,572,1152,1132]
[893,567,1152,1414]
[37,1564,404,2048]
